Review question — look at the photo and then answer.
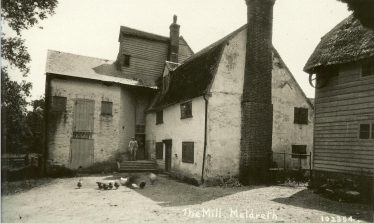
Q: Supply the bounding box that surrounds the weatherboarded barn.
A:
[304,15,374,192]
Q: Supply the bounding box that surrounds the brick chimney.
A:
[169,15,180,63]
[240,0,275,185]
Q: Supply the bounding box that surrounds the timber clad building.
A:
[45,0,314,183]
[304,15,374,183]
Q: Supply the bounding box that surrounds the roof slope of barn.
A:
[45,50,157,88]
[304,15,374,73]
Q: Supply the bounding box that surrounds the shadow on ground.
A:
[1,178,55,196]
[101,173,257,207]
[272,188,373,223]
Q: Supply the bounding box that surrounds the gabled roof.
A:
[149,25,246,110]
[304,15,374,73]
[149,24,313,110]
[45,50,157,89]
[119,26,169,42]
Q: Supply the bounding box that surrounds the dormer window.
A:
[123,54,131,67]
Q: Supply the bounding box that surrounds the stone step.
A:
[118,160,158,172]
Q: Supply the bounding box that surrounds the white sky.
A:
[8,0,350,100]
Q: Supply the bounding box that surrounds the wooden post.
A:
[309,152,312,185]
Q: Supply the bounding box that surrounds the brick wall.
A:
[240,0,275,184]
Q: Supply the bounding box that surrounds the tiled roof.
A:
[304,15,374,73]
[45,50,157,88]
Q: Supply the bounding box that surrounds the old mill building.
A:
[45,0,314,184]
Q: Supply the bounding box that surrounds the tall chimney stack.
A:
[240,0,275,184]
[169,15,180,63]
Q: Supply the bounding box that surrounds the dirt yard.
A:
[2,173,372,223]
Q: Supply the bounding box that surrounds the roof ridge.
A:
[120,25,169,41]
[47,49,114,63]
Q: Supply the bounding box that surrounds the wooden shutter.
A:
[359,124,370,139]
[156,142,163,159]
[73,99,95,132]
[70,138,94,169]
[182,142,194,163]
[156,110,163,124]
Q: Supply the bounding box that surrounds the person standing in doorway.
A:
[128,137,138,161]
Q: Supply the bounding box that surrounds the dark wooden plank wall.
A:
[314,62,374,176]
[121,37,169,84]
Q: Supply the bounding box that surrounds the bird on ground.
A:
[103,183,109,190]
[96,182,103,189]
[120,177,128,186]
[139,182,146,189]
[77,179,82,189]
[149,173,157,185]
[108,182,113,190]
[114,181,120,189]
[131,183,139,189]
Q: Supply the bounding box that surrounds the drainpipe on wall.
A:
[43,75,52,175]
[201,94,209,184]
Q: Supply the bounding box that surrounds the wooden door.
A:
[164,140,172,172]
[135,134,145,160]
[70,99,95,169]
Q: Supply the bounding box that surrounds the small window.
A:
[294,107,308,124]
[359,124,373,139]
[101,101,113,116]
[123,54,131,67]
[156,142,163,160]
[180,101,192,119]
[156,110,163,124]
[51,96,67,112]
[292,145,307,159]
[362,62,374,77]
[182,142,194,163]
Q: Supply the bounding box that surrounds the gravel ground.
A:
[2,173,372,223]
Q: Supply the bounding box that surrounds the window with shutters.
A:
[182,142,194,163]
[294,107,308,124]
[180,101,192,119]
[292,145,307,159]
[101,101,113,116]
[51,96,67,112]
[361,61,374,77]
[156,142,163,159]
[123,54,131,67]
[156,110,163,124]
[359,123,374,139]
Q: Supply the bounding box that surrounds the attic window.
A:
[362,62,374,77]
[123,54,131,67]
[156,110,163,124]
[294,107,308,125]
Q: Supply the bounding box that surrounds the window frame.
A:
[361,61,374,78]
[180,101,192,119]
[51,96,67,112]
[182,141,194,163]
[358,123,374,140]
[156,110,163,125]
[123,54,131,67]
[291,145,307,159]
[294,107,308,125]
[101,101,113,116]
[155,142,163,160]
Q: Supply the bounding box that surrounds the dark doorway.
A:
[135,134,145,160]
[163,139,172,172]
